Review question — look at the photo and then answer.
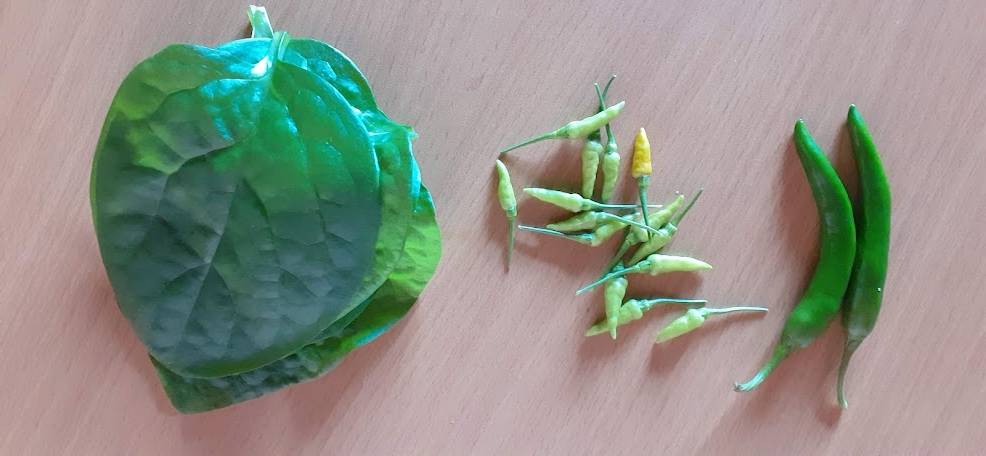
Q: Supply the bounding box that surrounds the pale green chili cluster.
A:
[491,76,768,356]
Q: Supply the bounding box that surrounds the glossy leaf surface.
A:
[153,186,441,413]
[91,35,384,378]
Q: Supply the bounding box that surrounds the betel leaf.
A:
[152,186,441,413]
[90,29,387,376]
[92,6,441,413]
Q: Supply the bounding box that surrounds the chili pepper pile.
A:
[495,91,892,407]
[493,76,766,347]
[734,106,891,408]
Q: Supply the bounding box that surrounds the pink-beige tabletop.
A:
[2,1,985,454]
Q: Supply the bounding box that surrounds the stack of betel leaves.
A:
[494,76,768,345]
[89,6,440,413]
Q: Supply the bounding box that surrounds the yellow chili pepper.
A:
[631,128,654,237]
[631,128,653,177]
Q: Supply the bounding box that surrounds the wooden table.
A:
[3,1,985,454]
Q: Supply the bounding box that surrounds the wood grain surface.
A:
[3,1,985,454]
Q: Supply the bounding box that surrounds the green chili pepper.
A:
[523,188,662,213]
[735,120,856,393]
[837,105,891,409]
[545,211,661,235]
[494,160,518,269]
[603,268,629,339]
[654,306,768,343]
[596,77,621,202]
[585,298,707,337]
[577,253,712,295]
[499,101,626,155]
[625,189,703,266]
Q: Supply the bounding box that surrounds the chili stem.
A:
[836,339,861,409]
[506,218,516,270]
[734,345,790,392]
[671,188,703,226]
[576,264,644,295]
[517,225,591,245]
[703,306,768,316]
[597,213,662,235]
[500,131,560,155]
[637,298,707,312]
[637,177,651,238]
[602,239,633,276]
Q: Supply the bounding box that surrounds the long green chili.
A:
[735,120,856,392]
[837,105,891,408]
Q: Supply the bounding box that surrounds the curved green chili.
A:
[625,189,703,266]
[735,120,856,393]
[585,297,707,337]
[500,101,626,154]
[837,105,891,409]
[495,160,517,269]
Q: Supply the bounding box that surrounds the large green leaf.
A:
[91,33,383,378]
[280,37,424,339]
[153,186,441,413]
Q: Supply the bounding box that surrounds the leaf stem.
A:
[248,5,274,38]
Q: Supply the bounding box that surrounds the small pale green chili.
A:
[602,194,687,274]
[595,77,621,202]
[495,160,517,269]
[518,219,639,247]
[500,101,626,155]
[654,306,768,343]
[545,211,660,236]
[626,188,703,265]
[577,253,712,295]
[581,139,603,198]
[603,269,628,339]
[585,297,707,337]
[523,188,662,213]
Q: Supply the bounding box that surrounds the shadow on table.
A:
[172,318,409,455]
[90,265,409,455]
